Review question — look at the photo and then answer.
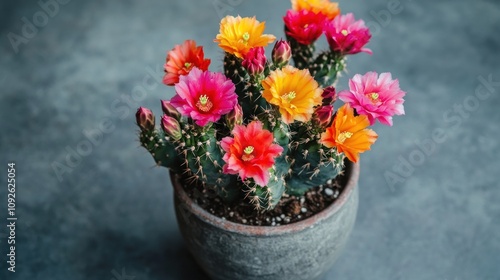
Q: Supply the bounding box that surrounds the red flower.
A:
[221,121,284,186]
[163,40,211,86]
[284,9,327,45]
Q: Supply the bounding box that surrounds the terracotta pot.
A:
[172,161,359,280]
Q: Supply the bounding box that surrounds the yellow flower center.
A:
[196,95,213,112]
[368,92,380,103]
[281,91,296,102]
[184,62,192,69]
[242,146,255,161]
[242,32,250,43]
[341,29,349,36]
[337,131,353,144]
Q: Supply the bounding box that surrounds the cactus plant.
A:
[136,1,406,216]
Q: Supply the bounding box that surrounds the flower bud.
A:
[161,115,182,141]
[161,100,181,120]
[226,104,243,130]
[322,86,337,105]
[313,105,334,128]
[271,39,291,67]
[242,47,266,76]
[135,107,155,131]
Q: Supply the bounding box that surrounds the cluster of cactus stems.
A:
[136,30,356,210]
[137,33,349,211]
[134,0,411,212]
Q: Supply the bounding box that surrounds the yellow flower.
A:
[320,104,378,163]
[214,16,276,59]
[291,0,340,20]
[262,65,322,124]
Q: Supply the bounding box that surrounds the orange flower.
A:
[262,65,322,124]
[214,16,276,59]
[163,40,211,86]
[291,0,340,20]
[320,104,378,162]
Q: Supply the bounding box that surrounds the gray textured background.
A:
[1,0,499,279]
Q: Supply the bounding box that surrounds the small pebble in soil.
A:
[301,207,307,213]
[324,188,334,196]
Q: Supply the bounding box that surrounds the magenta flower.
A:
[242,47,266,76]
[322,86,337,105]
[221,121,283,186]
[313,104,334,128]
[272,39,292,66]
[339,72,406,126]
[284,9,327,45]
[325,13,372,55]
[135,107,155,131]
[171,67,238,127]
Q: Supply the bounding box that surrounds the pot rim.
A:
[171,161,359,236]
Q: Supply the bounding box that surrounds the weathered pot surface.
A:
[172,161,359,280]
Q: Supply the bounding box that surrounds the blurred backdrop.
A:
[0,0,499,279]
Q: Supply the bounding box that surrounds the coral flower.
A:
[262,65,322,124]
[221,121,284,186]
[214,15,276,59]
[170,68,238,127]
[163,40,211,86]
[339,72,406,126]
[320,104,378,163]
[284,9,327,45]
[325,13,372,55]
[291,0,340,20]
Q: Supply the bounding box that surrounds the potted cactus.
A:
[136,1,406,279]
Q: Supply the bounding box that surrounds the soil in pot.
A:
[180,171,349,226]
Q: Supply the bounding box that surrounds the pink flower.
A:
[339,72,406,126]
[284,9,327,45]
[171,67,238,127]
[221,121,284,186]
[325,13,372,55]
[242,47,266,76]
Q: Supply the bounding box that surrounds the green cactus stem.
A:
[285,33,315,70]
[308,51,346,88]
[139,128,181,173]
[224,52,269,118]
[286,140,345,196]
[181,125,239,202]
[245,168,286,210]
